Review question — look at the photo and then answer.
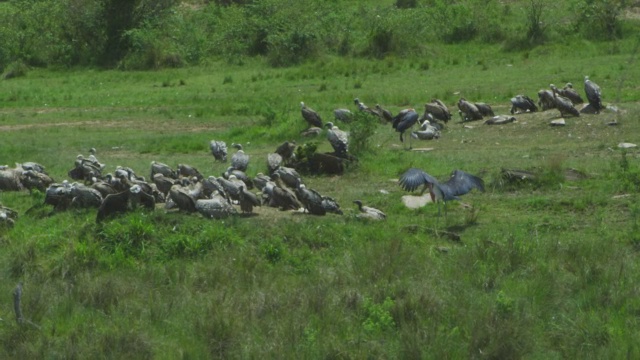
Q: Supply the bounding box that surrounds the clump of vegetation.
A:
[2,61,29,80]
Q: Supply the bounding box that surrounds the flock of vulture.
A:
[0,76,605,228]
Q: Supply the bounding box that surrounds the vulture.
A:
[551,85,580,118]
[20,170,54,192]
[484,115,516,125]
[334,108,353,123]
[18,162,48,174]
[375,104,394,123]
[559,83,584,105]
[273,166,302,189]
[354,98,380,117]
[321,195,343,215]
[177,163,203,181]
[252,173,271,192]
[196,193,237,219]
[537,89,556,111]
[230,143,249,172]
[224,166,253,189]
[151,161,177,179]
[44,181,73,211]
[202,176,228,200]
[510,95,538,114]
[210,140,228,162]
[168,185,197,212]
[300,127,322,137]
[90,176,119,198]
[152,173,177,196]
[295,183,326,215]
[392,108,420,148]
[353,200,386,220]
[584,76,603,113]
[96,184,155,222]
[399,168,485,215]
[217,175,243,203]
[457,98,483,121]
[423,99,452,123]
[0,204,18,228]
[325,122,349,158]
[270,173,302,211]
[69,183,103,208]
[0,168,24,191]
[238,185,261,214]
[411,120,440,140]
[267,153,283,175]
[301,102,323,128]
[475,102,495,117]
[274,141,297,164]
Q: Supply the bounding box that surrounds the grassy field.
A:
[1,40,640,358]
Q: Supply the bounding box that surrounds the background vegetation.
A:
[1,0,640,358]
[0,0,638,71]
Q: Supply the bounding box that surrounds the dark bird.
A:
[584,76,603,113]
[392,108,419,149]
[321,195,343,215]
[325,122,349,158]
[295,183,326,215]
[474,102,495,117]
[96,184,155,222]
[300,127,322,137]
[375,104,394,123]
[560,83,584,104]
[551,84,580,118]
[457,98,483,121]
[423,99,452,123]
[0,204,18,228]
[353,200,386,220]
[151,161,177,179]
[537,89,556,111]
[334,108,353,123]
[354,98,379,117]
[177,163,203,181]
[510,95,538,114]
[238,185,261,214]
[224,166,254,189]
[270,173,302,211]
[274,141,297,165]
[210,140,228,162]
[168,185,197,212]
[399,168,485,215]
[301,102,323,128]
[230,143,249,172]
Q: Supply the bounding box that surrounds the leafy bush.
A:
[571,0,628,40]
[2,60,29,80]
[348,111,379,156]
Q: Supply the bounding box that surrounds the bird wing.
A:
[398,168,439,192]
[441,170,485,199]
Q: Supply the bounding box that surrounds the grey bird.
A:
[550,84,580,118]
[238,185,261,214]
[230,143,249,172]
[151,161,177,179]
[510,95,538,114]
[210,140,228,162]
[584,76,603,113]
[295,183,326,215]
[196,192,237,219]
[96,184,155,222]
[423,99,452,123]
[301,102,323,128]
[537,89,556,111]
[457,98,483,121]
[353,200,386,220]
[399,168,485,215]
[334,108,353,123]
[325,122,349,158]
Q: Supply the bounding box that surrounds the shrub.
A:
[2,61,29,80]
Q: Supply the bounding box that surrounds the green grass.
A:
[1,40,640,358]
